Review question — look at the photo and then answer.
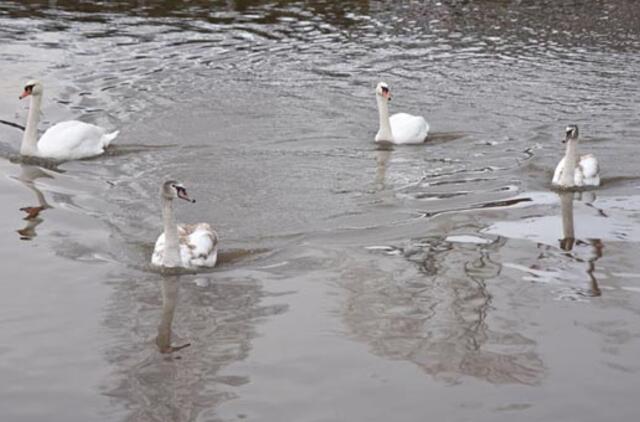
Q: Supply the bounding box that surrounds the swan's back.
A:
[552,154,600,187]
[37,120,118,160]
[181,223,219,267]
[577,154,600,186]
[152,223,219,268]
[389,113,429,144]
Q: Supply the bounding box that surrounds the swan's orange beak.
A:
[19,90,31,100]
[384,91,392,101]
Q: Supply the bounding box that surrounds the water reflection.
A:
[484,192,606,299]
[558,192,602,297]
[103,271,286,420]
[374,145,392,189]
[156,276,191,354]
[14,164,52,240]
[347,235,543,385]
[558,192,575,251]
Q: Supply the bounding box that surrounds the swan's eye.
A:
[24,85,33,93]
[381,87,389,94]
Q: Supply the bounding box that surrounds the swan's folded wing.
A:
[578,154,600,186]
[151,232,166,266]
[389,113,429,144]
[37,120,108,159]
[579,154,599,178]
[181,223,219,267]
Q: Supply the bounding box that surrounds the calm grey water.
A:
[1,1,640,421]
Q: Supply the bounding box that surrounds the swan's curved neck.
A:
[162,197,181,267]
[560,139,578,187]
[376,95,392,141]
[22,94,42,156]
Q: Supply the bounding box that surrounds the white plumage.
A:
[152,223,218,268]
[552,125,600,189]
[36,120,118,160]
[151,181,218,269]
[552,154,600,187]
[387,113,430,145]
[375,82,429,145]
[19,80,118,160]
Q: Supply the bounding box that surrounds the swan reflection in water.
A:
[156,276,191,354]
[14,164,53,240]
[374,146,392,190]
[558,191,603,297]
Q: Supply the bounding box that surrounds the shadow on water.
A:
[0,118,25,131]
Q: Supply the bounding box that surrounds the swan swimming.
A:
[18,80,119,160]
[552,125,600,189]
[374,81,429,144]
[151,181,219,269]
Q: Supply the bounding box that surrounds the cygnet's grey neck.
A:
[161,197,181,267]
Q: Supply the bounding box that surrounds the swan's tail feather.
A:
[103,130,120,147]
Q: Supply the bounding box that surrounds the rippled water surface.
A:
[1,1,640,421]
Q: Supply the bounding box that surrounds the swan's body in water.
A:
[374,81,429,144]
[18,80,119,160]
[552,125,600,189]
[152,181,218,269]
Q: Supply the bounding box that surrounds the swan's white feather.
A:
[152,223,218,268]
[389,113,429,144]
[37,120,118,160]
[552,154,600,187]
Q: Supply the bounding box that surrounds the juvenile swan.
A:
[552,125,600,188]
[374,81,429,144]
[18,80,119,160]
[151,181,219,268]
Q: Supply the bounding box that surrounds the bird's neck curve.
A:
[560,139,578,187]
[161,197,181,267]
[376,95,393,142]
[21,94,42,156]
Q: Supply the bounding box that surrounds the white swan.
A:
[552,125,600,188]
[18,80,119,160]
[374,81,429,144]
[151,181,219,269]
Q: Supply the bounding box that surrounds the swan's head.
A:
[563,124,579,143]
[19,80,43,100]
[162,180,196,203]
[376,82,391,101]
